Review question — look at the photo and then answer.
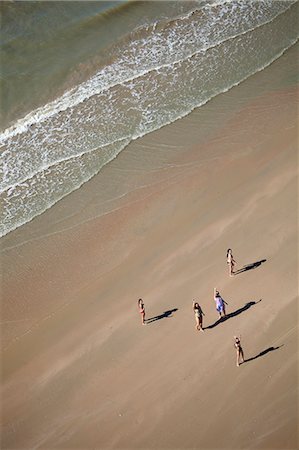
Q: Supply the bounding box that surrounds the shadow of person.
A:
[243,345,283,364]
[234,259,267,275]
[204,299,262,330]
[146,308,178,324]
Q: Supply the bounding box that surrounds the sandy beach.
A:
[1,43,298,449]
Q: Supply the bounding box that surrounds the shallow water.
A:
[0,0,298,238]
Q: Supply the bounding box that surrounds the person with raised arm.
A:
[214,288,228,319]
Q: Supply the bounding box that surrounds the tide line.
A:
[0,1,293,144]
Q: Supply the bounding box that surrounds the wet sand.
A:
[1,46,298,449]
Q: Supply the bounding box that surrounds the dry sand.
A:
[1,46,298,449]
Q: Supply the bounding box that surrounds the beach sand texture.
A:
[1,13,298,450]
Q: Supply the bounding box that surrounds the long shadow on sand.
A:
[146,308,178,324]
[234,259,267,275]
[243,345,283,364]
[204,299,262,330]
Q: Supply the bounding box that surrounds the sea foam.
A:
[0,0,298,238]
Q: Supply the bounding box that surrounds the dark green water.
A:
[0,0,197,128]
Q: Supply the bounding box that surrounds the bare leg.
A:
[240,348,244,363]
[199,317,204,332]
[236,350,240,367]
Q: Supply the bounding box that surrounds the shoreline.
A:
[1,45,298,449]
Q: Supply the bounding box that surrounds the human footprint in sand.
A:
[138,298,146,325]
[214,288,228,319]
[234,335,245,367]
[192,300,205,332]
[226,248,236,276]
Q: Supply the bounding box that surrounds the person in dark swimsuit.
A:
[192,300,205,332]
[234,335,244,367]
[138,298,146,325]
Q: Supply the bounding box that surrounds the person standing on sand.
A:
[234,335,244,367]
[138,298,146,325]
[227,248,236,276]
[192,300,205,332]
[214,288,228,319]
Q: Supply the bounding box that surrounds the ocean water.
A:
[0,0,298,238]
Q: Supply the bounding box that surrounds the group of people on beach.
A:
[138,248,244,367]
[192,287,228,328]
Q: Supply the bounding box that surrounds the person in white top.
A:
[214,288,228,319]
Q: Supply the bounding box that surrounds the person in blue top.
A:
[214,288,228,319]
